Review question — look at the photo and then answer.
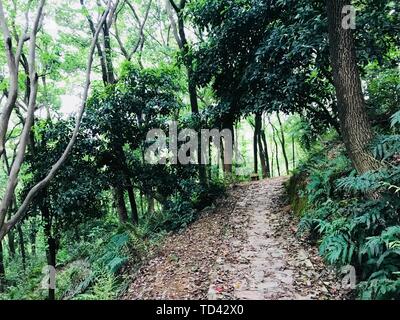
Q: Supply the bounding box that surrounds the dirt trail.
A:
[124,178,344,300]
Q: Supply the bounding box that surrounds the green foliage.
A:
[295,114,400,299]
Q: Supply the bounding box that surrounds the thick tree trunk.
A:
[326,0,380,173]
[114,187,128,223]
[126,182,138,225]
[276,113,289,175]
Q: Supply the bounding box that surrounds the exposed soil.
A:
[124,177,346,300]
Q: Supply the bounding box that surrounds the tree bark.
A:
[42,201,56,300]
[102,22,116,84]
[126,182,138,225]
[271,123,280,176]
[17,225,26,270]
[292,136,295,170]
[114,187,128,223]
[276,113,289,175]
[253,115,259,175]
[255,114,267,178]
[326,0,380,173]
[0,240,4,291]
[29,221,37,256]
[147,196,155,215]
[222,117,234,175]
[7,230,15,259]
[260,128,271,178]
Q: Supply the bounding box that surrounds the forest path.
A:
[124,178,344,300]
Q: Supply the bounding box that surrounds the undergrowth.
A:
[292,114,400,300]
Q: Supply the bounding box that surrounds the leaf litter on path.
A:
[124,178,347,300]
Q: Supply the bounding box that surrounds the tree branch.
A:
[0,1,111,240]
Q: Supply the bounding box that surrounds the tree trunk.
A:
[42,202,56,300]
[140,191,144,216]
[276,113,289,175]
[260,129,271,178]
[292,136,295,170]
[114,187,128,223]
[29,221,37,256]
[7,230,15,259]
[253,115,259,175]
[255,114,267,178]
[222,117,234,175]
[147,196,155,215]
[272,125,280,176]
[271,148,275,177]
[126,182,138,225]
[0,240,4,291]
[102,22,115,84]
[326,0,380,173]
[46,235,56,300]
[172,3,206,185]
[17,225,26,270]
[208,137,212,180]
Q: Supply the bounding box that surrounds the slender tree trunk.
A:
[253,118,258,175]
[114,187,128,223]
[208,138,212,179]
[292,136,295,170]
[7,230,15,259]
[0,240,4,291]
[260,129,271,178]
[271,125,280,176]
[219,136,224,178]
[17,226,26,270]
[126,183,138,225]
[222,117,234,174]
[42,202,56,300]
[276,113,289,174]
[140,191,144,216]
[255,114,267,178]
[102,22,115,84]
[46,235,56,300]
[171,2,206,185]
[271,148,275,177]
[258,136,267,178]
[147,196,155,215]
[326,0,380,173]
[29,222,37,256]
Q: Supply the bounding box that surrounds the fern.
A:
[391,110,400,128]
